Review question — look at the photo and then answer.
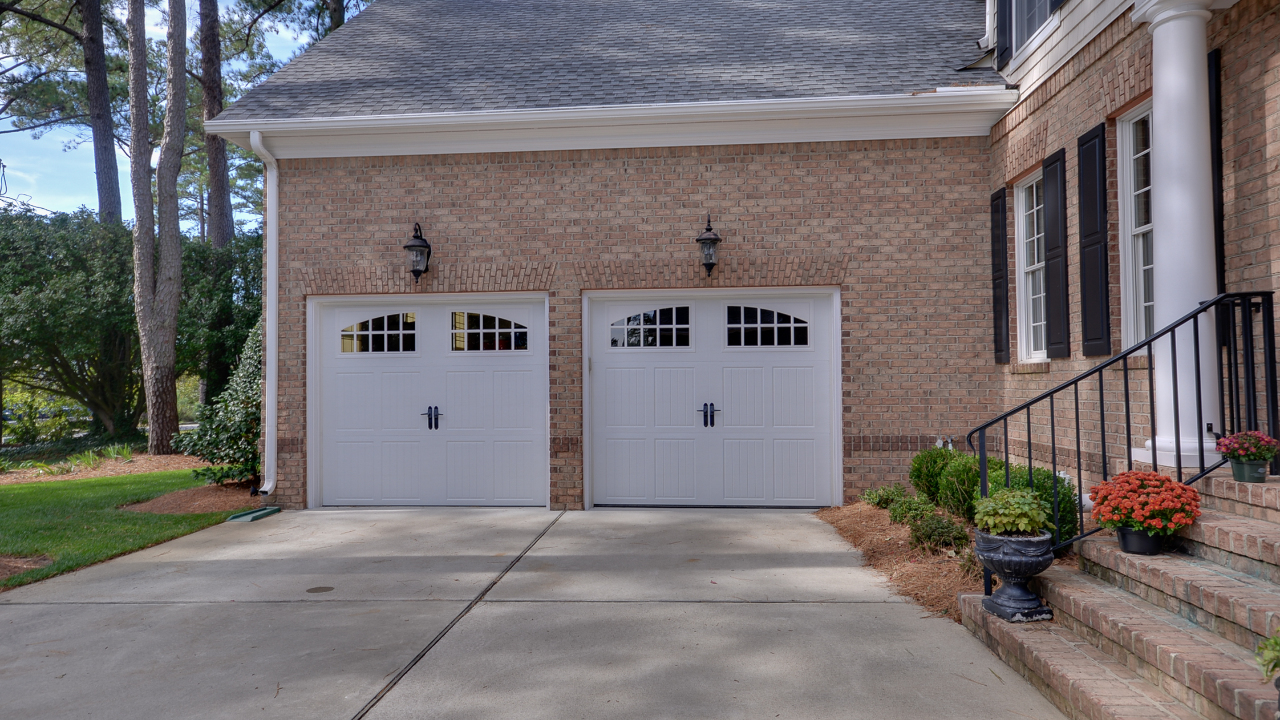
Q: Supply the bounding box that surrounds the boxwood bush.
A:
[887,495,936,524]
[909,514,969,552]
[861,483,908,508]
[908,446,956,504]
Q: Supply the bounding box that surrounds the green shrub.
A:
[3,385,84,445]
[909,447,956,503]
[1257,633,1280,680]
[861,483,908,509]
[979,464,1079,541]
[938,454,1005,521]
[99,444,133,461]
[176,374,202,424]
[909,514,970,552]
[173,320,262,485]
[1013,466,1078,540]
[975,488,1053,536]
[66,450,103,470]
[888,495,936,524]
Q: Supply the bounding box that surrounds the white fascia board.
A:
[207,88,1019,159]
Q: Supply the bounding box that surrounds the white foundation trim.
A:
[250,131,279,497]
[208,89,1018,159]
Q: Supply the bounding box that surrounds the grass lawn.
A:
[0,470,240,589]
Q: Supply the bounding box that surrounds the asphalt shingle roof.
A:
[217,0,1001,122]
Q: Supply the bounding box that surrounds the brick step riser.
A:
[1033,576,1276,720]
[962,611,1096,720]
[1077,555,1268,654]
[960,594,1201,720]
[1194,478,1280,520]
[1179,538,1280,585]
[1200,495,1280,525]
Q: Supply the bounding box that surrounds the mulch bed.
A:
[123,482,262,514]
[817,502,985,621]
[817,502,1079,622]
[0,555,52,583]
[0,454,211,486]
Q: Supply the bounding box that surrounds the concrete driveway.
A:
[0,508,1066,720]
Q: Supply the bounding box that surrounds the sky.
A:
[0,5,304,221]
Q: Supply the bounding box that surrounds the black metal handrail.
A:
[966,292,1279,567]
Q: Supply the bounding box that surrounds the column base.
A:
[1131,437,1220,472]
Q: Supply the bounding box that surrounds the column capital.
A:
[1133,0,1238,29]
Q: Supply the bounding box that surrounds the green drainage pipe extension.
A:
[227,507,282,522]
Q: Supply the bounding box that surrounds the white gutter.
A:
[209,87,1018,159]
[250,130,279,497]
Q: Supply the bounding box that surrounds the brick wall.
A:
[987,1,1279,484]
[272,140,1001,508]
[1210,0,1280,294]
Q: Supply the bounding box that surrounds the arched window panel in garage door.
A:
[726,306,808,347]
[610,307,690,348]
[451,312,528,351]
[341,312,417,353]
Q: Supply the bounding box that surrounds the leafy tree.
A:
[179,231,262,400]
[0,208,144,435]
[0,0,125,223]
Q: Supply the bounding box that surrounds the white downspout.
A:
[250,130,279,496]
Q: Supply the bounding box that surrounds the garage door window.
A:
[451,312,528,351]
[610,307,691,348]
[726,306,807,347]
[341,313,417,353]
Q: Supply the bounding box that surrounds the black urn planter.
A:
[1116,527,1163,555]
[974,530,1055,623]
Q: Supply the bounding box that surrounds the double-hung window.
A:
[1119,105,1155,347]
[1013,0,1051,53]
[1017,174,1048,360]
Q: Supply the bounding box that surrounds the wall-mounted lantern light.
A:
[695,215,721,277]
[403,223,432,283]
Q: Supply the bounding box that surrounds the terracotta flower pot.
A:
[974,530,1055,623]
[1116,526,1162,555]
[1230,458,1269,484]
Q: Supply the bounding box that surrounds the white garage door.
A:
[317,298,548,506]
[589,291,837,506]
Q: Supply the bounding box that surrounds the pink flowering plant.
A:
[1215,431,1280,462]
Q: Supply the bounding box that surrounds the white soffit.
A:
[207,87,1019,159]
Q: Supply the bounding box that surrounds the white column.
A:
[1134,0,1221,467]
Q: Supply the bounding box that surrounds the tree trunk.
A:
[200,0,233,249]
[129,0,185,455]
[80,0,123,225]
[327,0,344,34]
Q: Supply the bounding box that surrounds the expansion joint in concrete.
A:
[349,510,566,720]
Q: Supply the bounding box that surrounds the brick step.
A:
[1033,566,1275,720]
[960,593,1202,720]
[1078,537,1280,652]
[1178,511,1280,584]
[1197,477,1280,525]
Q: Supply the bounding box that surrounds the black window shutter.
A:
[1042,149,1071,359]
[1049,0,1067,14]
[1077,123,1111,357]
[996,0,1012,70]
[992,188,1010,364]
[1209,48,1225,294]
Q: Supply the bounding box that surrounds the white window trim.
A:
[1118,101,1155,350]
[1005,10,1061,75]
[1015,171,1048,362]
